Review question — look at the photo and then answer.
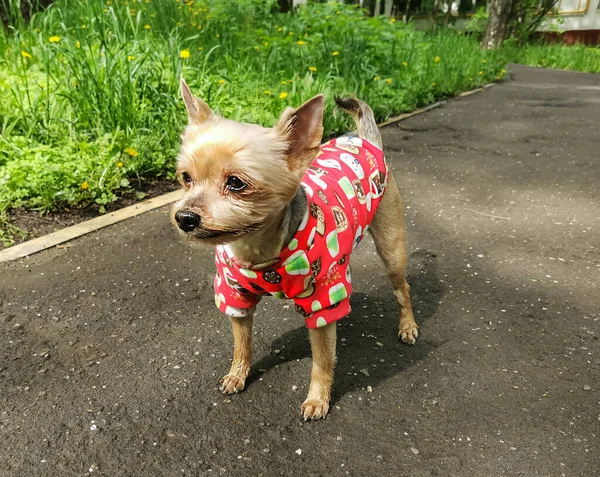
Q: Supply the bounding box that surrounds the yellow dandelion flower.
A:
[308,66,317,72]
[288,31,294,35]
[104,9,108,13]
[49,36,60,43]
[82,24,86,29]
[75,41,81,49]
[478,71,483,75]
[264,90,271,95]
[332,51,339,56]
[279,92,288,99]
[482,59,487,63]
[179,49,190,59]
[277,27,283,32]
[198,46,203,51]
[281,81,287,85]
[21,50,32,59]
[336,10,341,14]
[390,18,397,23]
[144,24,150,29]
[373,76,380,81]
[117,162,124,168]
[434,56,440,63]
[127,55,135,61]
[501,69,506,74]
[218,79,225,85]
[80,181,89,190]
[125,147,139,157]
[402,61,408,66]
[296,40,306,45]
[254,45,259,50]
[385,78,392,84]
[263,41,269,46]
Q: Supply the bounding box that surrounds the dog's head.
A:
[171,78,324,245]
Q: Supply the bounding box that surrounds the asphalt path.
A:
[1,65,598,476]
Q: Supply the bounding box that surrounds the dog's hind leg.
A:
[220,316,253,394]
[369,174,418,344]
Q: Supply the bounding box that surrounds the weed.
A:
[0,0,508,218]
[505,43,600,73]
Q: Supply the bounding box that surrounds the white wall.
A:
[542,0,600,31]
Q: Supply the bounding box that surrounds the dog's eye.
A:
[181,172,193,185]
[225,175,246,191]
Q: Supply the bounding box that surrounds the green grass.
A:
[0,0,507,229]
[505,43,600,73]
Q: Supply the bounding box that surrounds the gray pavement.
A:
[1,65,599,477]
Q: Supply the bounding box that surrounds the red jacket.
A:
[214,136,387,328]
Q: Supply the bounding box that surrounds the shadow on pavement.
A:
[248,249,446,403]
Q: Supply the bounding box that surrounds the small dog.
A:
[172,78,418,420]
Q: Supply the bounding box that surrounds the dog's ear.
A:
[180,78,214,125]
[275,94,324,172]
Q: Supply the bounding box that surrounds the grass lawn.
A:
[0,0,507,244]
[0,0,598,247]
[507,43,600,74]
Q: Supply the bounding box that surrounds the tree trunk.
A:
[481,0,514,49]
[444,1,452,26]
[432,0,440,27]
[363,0,377,16]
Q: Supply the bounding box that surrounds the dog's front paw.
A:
[399,323,419,345]
[219,374,246,394]
[301,398,330,420]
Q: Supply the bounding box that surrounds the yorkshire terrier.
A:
[172,78,418,420]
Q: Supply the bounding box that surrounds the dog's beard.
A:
[183,220,266,245]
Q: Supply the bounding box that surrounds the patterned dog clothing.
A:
[214,136,388,328]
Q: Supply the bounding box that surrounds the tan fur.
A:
[334,97,382,149]
[172,80,416,420]
[275,95,325,172]
[369,173,418,344]
[302,322,337,420]
[220,316,253,393]
[172,80,319,263]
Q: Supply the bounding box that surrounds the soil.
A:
[2,179,178,250]
[0,65,598,477]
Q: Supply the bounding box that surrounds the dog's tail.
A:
[334,96,382,149]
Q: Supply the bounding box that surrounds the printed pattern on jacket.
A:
[214,136,388,328]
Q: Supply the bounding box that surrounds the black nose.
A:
[175,210,201,232]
